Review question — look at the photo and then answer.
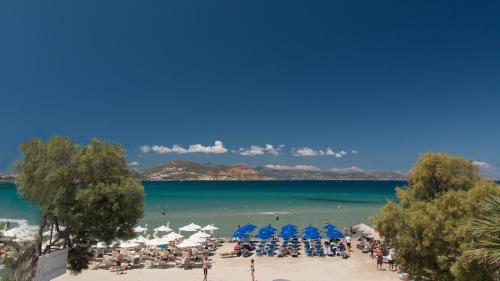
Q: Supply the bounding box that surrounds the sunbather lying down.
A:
[219,250,238,257]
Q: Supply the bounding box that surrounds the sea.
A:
[0,180,404,236]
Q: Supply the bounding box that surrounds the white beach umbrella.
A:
[162,232,184,241]
[367,231,384,241]
[2,228,19,237]
[187,236,206,244]
[134,226,147,233]
[95,242,107,249]
[177,239,200,248]
[119,241,140,249]
[201,224,219,231]
[179,225,197,232]
[191,231,211,238]
[154,225,172,232]
[145,237,169,247]
[132,235,149,243]
[179,223,201,232]
[353,223,375,235]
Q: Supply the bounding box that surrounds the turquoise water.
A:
[0,180,403,236]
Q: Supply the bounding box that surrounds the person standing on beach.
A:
[202,256,209,280]
[115,250,123,275]
[250,259,255,281]
[375,248,383,270]
[345,235,352,251]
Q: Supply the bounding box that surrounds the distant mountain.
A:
[136,160,405,180]
[138,160,271,180]
[255,166,404,180]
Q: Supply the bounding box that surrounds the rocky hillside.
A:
[136,160,404,180]
[256,167,404,180]
[139,160,271,180]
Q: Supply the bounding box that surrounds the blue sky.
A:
[1,0,499,176]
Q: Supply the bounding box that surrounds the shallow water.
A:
[0,180,403,236]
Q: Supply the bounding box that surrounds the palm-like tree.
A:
[464,196,500,270]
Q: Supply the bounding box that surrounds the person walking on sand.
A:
[250,259,255,281]
[202,255,209,280]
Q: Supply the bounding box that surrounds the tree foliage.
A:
[13,136,144,275]
[463,195,500,272]
[373,153,500,281]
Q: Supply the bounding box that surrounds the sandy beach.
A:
[55,241,399,281]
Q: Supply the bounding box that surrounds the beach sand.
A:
[55,241,399,281]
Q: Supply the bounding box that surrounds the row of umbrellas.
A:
[232,224,346,240]
[99,230,213,249]
[133,223,219,234]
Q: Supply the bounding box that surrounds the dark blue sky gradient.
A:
[1,0,499,174]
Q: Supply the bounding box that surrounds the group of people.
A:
[361,239,396,271]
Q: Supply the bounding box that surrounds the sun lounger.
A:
[219,251,238,258]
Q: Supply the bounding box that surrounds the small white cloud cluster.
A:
[129,161,139,166]
[265,164,320,171]
[330,166,364,173]
[293,147,350,158]
[142,141,228,154]
[472,161,492,170]
[237,144,284,156]
[472,161,500,178]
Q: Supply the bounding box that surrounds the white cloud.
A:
[129,161,139,166]
[265,164,321,171]
[473,161,492,170]
[472,161,500,178]
[293,147,352,158]
[351,150,358,154]
[239,145,265,156]
[330,166,364,173]
[152,144,187,154]
[238,144,281,156]
[265,144,280,155]
[149,140,228,154]
[140,145,151,153]
[292,147,318,157]
[187,140,227,154]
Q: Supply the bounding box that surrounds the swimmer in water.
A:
[275,215,279,221]
[161,208,166,216]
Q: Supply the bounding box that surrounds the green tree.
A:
[463,195,500,275]
[9,136,144,279]
[373,153,500,281]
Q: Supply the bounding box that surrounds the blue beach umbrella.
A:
[233,231,249,238]
[323,224,337,230]
[303,232,322,239]
[240,224,257,232]
[255,232,272,240]
[261,225,277,231]
[304,225,318,232]
[325,230,344,239]
[279,232,294,239]
[259,226,276,234]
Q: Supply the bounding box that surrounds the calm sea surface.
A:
[0,180,403,236]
